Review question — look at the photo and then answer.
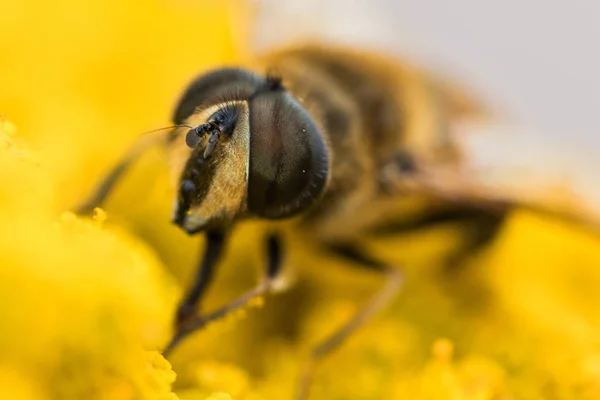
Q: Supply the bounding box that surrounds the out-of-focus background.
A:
[253,0,600,148]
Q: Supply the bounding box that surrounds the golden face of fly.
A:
[167,68,330,234]
[167,102,251,233]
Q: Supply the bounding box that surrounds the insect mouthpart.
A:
[172,201,210,235]
[172,181,212,234]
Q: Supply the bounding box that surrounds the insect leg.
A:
[74,131,166,215]
[175,229,228,327]
[444,212,505,271]
[367,207,506,270]
[296,244,403,400]
[163,232,283,356]
[367,206,487,236]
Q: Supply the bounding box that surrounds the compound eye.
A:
[247,91,329,219]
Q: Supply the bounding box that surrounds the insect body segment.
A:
[168,98,253,233]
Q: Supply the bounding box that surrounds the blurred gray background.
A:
[251,0,599,149]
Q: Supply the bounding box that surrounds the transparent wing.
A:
[409,120,600,230]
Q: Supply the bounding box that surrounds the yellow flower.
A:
[0,120,181,399]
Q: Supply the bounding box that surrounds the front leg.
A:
[175,229,228,327]
[163,232,284,356]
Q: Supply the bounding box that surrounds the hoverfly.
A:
[75,40,600,400]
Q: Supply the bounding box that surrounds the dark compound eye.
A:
[247,89,329,219]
